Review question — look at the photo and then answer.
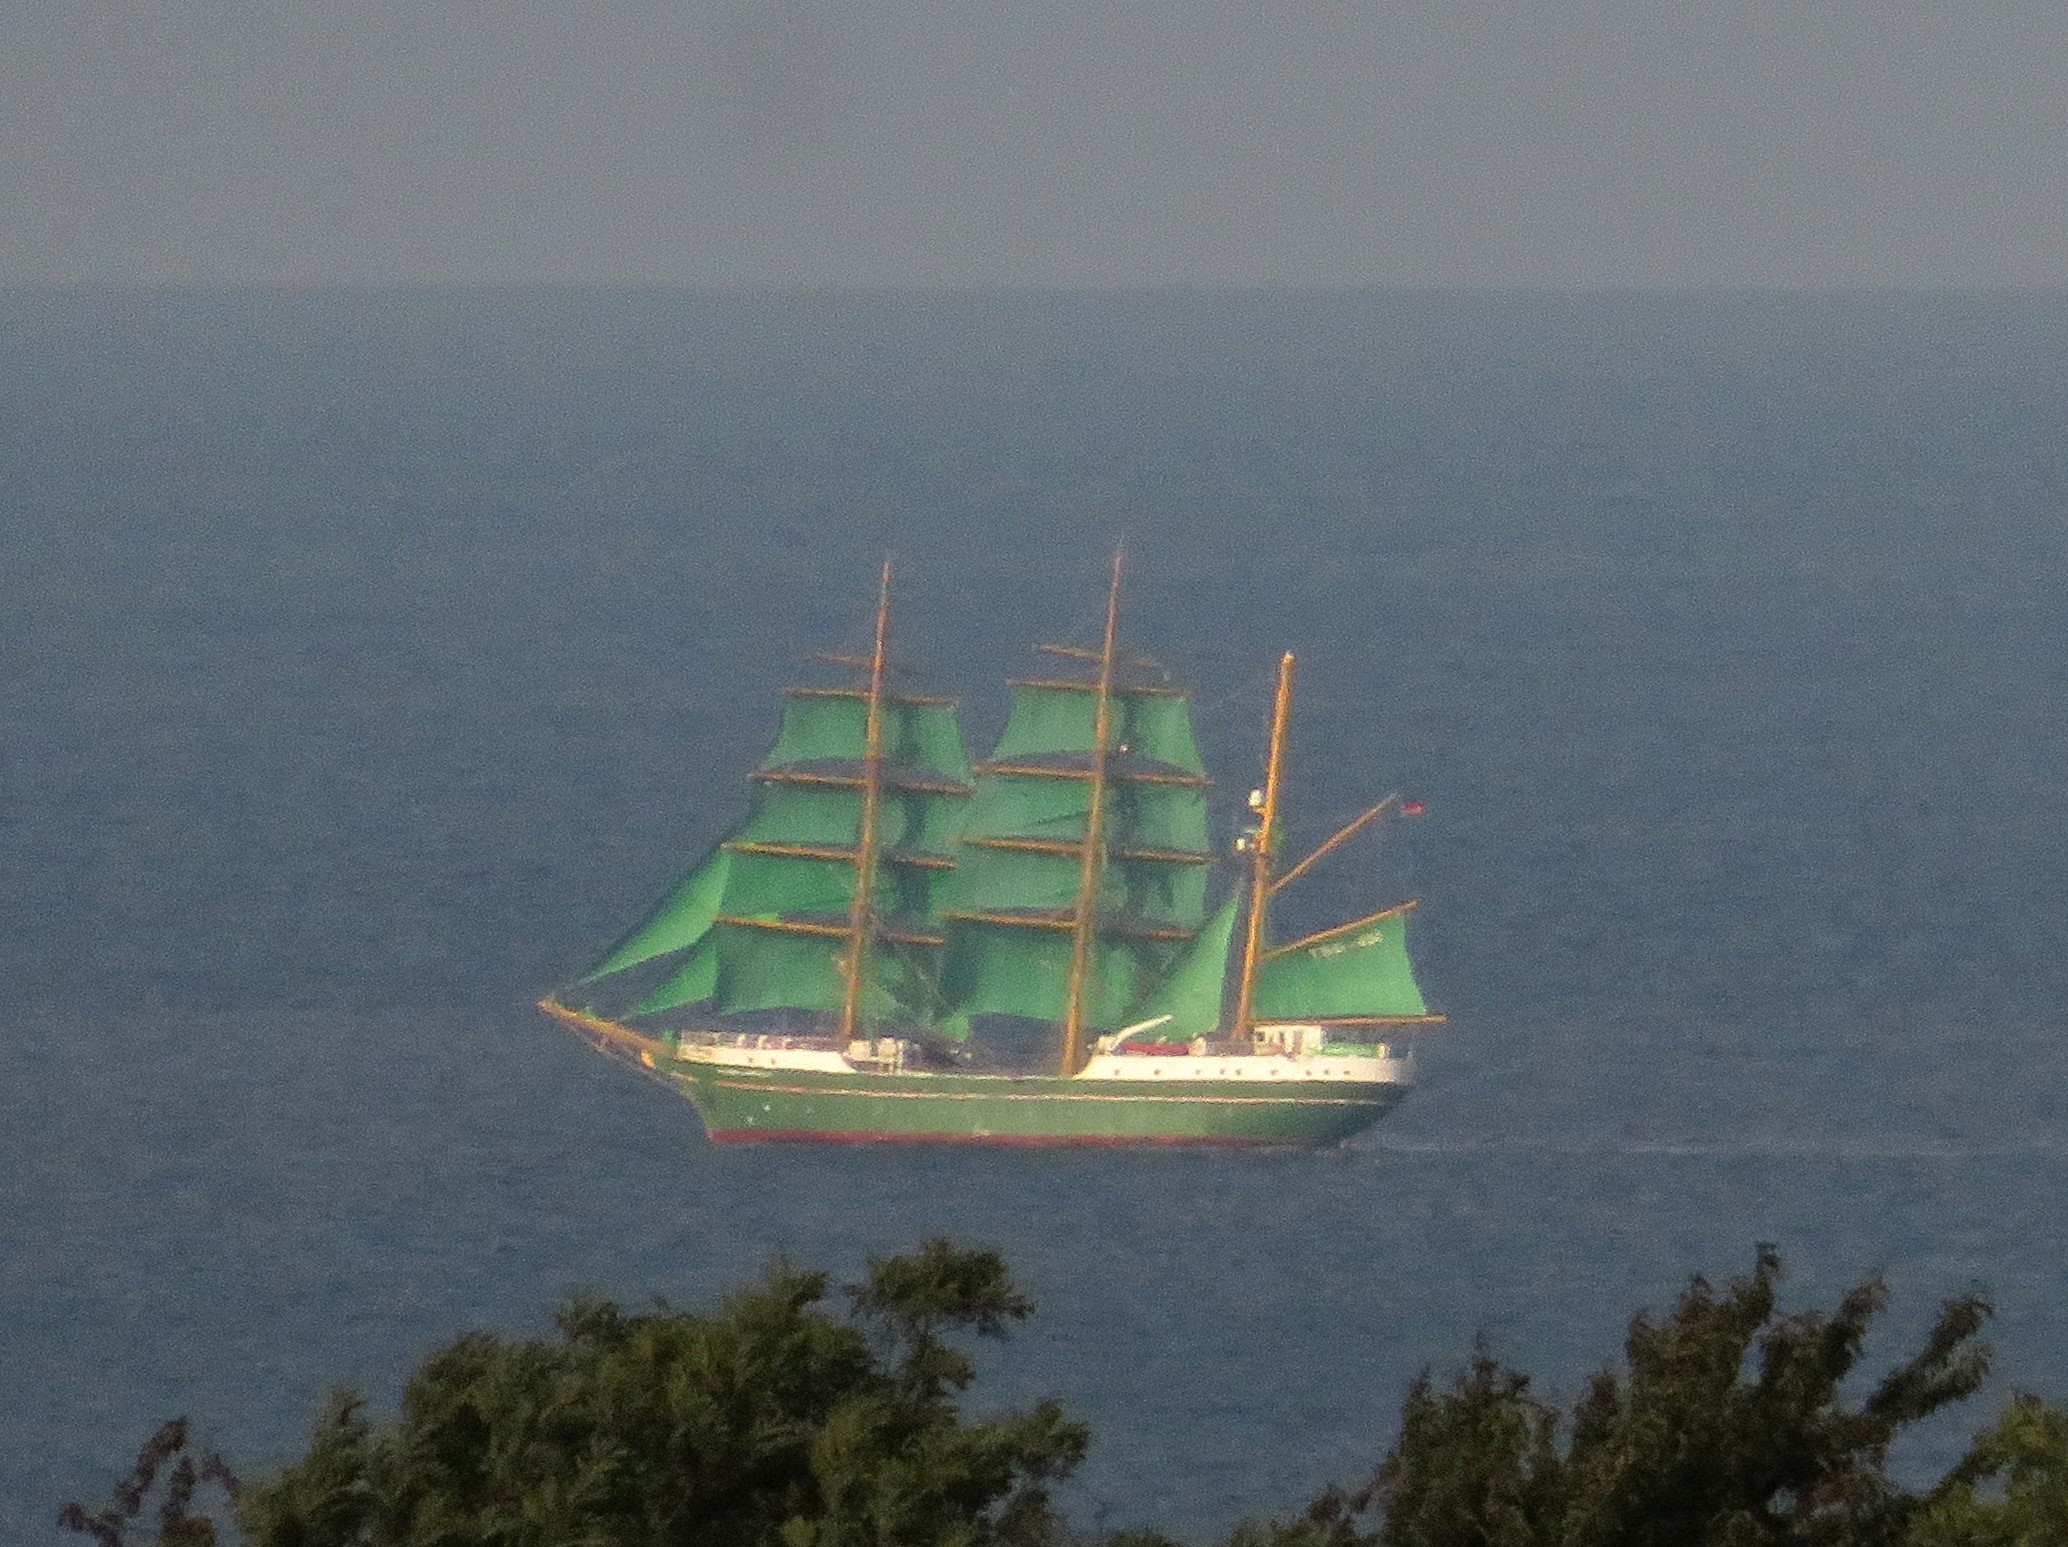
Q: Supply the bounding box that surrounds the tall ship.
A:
[539,557,1443,1145]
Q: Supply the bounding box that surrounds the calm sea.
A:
[4,288,2067,1541]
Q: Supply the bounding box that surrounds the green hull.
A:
[542,1002,1410,1147]
[669,1060,1409,1146]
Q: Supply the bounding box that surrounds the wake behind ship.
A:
[540,556,1443,1145]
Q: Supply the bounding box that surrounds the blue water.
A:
[5,288,2068,1540]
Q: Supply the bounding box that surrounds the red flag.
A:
[1401,799,1427,816]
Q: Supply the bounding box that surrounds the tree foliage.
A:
[61,1244,2068,1547]
[67,1241,1085,1547]
[56,1418,238,1547]
[1908,1395,2068,1547]
[1234,1247,2005,1547]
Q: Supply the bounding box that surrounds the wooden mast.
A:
[1232,650,1294,1044]
[1060,550,1124,1074]
[839,559,894,1046]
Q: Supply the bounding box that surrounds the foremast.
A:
[562,569,973,1036]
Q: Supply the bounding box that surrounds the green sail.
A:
[763,693,866,767]
[896,701,974,783]
[1106,855,1209,928]
[1252,906,1431,1022]
[674,683,973,1025]
[1111,779,1211,854]
[765,692,971,781]
[572,671,972,1032]
[941,674,1213,1029]
[953,772,1208,853]
[581,846,732,980]
[993,684,1206,773]
[1124,893,1240,1042]
[957,772,1090,845]
[943,785,1211,926]
[721,848,856,919]
[737,784,859,847]
[940,844,1080,914]
[878,788,962,859]
[706,834,963,1023]
[876,862,955,928]
[637,937,718,1013]
[942,778,1210,927]
[744,725,966,870]
[712,924,955,1026]
[713,925,842,1014]
[1120,693,1206,775]
[941,921,1151,1027]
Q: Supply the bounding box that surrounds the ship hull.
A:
[672,1061,1407,1145]
[543,1003,1410,1147]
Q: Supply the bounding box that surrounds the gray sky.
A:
[7,0,2066,287]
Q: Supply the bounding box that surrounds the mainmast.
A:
[937,555,1213,1056]
[839,560,894,1045]
[1059,550,1125,1074]
[1232,650,1295,1044]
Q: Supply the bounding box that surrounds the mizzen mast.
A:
[839,559,894,1045]
[1059,550,1125,1074]
[1232,650,1295,1045]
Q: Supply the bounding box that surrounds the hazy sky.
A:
[7,0,2066,287]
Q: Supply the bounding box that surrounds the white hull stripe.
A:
[698,1078,1398,1107]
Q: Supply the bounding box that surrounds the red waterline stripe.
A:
[704,1128,1293,1147]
